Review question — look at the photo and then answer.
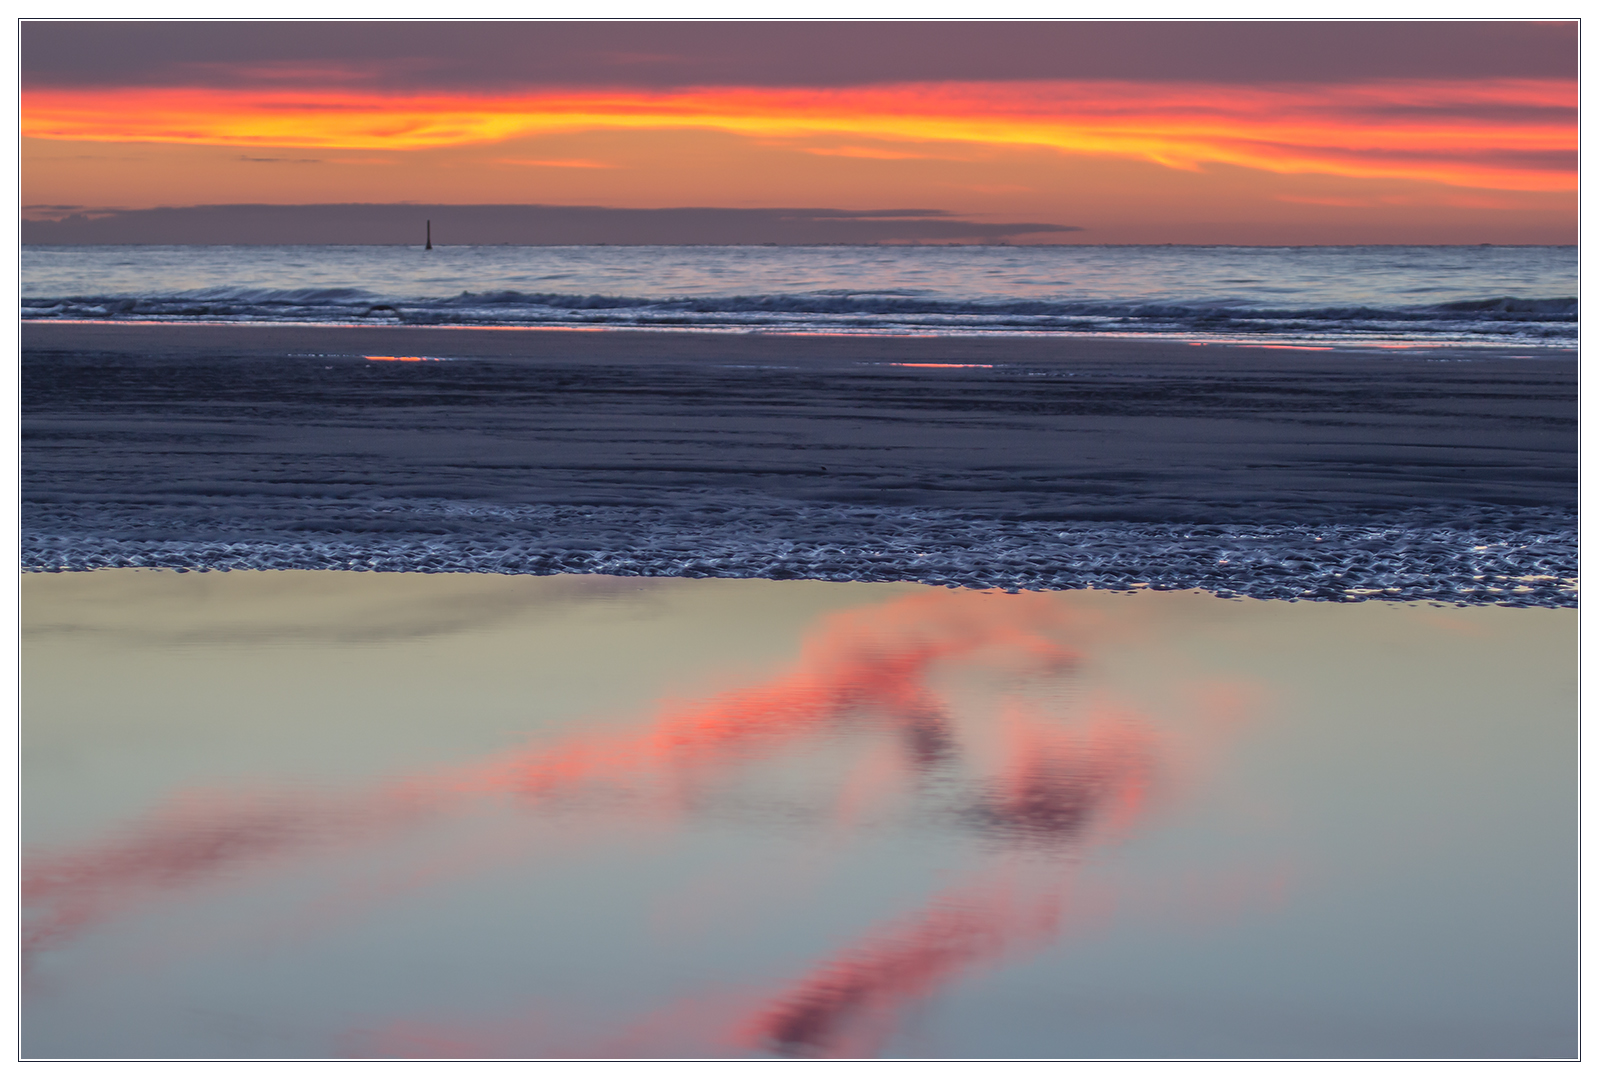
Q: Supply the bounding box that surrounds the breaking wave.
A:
[19,286,1578,344]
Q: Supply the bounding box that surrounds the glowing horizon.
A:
[23,78,1576,195]
[19,21,1578,244]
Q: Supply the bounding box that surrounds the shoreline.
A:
[15,564,1577,610]
[20,320,1576,367]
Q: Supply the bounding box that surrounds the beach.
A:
[19,249,1580,1060]
[22,322,1577,604]
[20,569,1576,1058]
[20,17,1580,1062]
[22,320,1578,1057]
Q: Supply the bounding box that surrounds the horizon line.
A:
[19,241,1570,248]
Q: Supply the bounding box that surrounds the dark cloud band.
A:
[21,21,1578,91]
[21,203,1083,245]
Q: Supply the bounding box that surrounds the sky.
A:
[20,21,1578,245]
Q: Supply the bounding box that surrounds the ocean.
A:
[21,243,1577,346]
[20,244,1577,606]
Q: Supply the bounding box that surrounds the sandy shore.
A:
[22,322,1577,602]
[20,318,1579,368]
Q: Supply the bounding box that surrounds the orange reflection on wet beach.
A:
[743,875,1078,1058]
[21,587,1260,1058]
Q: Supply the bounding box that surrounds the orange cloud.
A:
[1276,190,1529,210]
[799,146,949,161]
[21,78,1576,193]
[1274,194,1377,208]
[492,157,616,168]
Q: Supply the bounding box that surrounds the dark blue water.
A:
[21,244,1577,346]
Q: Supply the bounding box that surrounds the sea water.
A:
[21,243,1577,347]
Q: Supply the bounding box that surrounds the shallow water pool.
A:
[20,572,1576,1059]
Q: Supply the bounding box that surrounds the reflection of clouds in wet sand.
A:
[352,706,1164,1060]
[23,570,665,646]
[22,588,1258,1058]
[745,872,1090,1059]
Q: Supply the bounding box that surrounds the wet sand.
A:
[18,319,1581,369]
[23,324,1577,525]
[20,569,1576,1058]
[21,322,1577,601]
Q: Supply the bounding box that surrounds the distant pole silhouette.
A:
[426,220,432,250]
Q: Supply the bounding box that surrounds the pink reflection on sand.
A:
[743,875,1074,1058]
[720,710,1155,1058]
[461,589,1079,799]
[20,785,448,958]
[24,592,1076,953]
[22,588,1264,1057]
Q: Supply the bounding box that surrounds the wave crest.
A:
[19,288,1578,343]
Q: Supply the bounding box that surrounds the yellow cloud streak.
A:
[22,79,1576,193]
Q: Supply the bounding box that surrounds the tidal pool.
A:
[20,571,1576,1059]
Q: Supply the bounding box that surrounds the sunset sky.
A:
[20,21,1578,245]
